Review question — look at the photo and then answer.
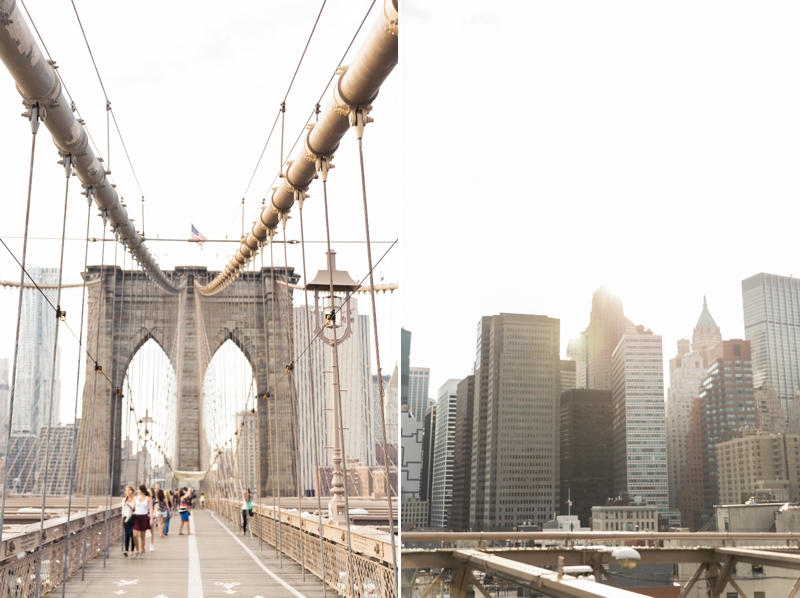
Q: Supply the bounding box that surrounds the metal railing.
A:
[0,505,121,596]
[210,498,397,598]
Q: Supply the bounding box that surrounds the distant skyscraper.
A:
[293,300,374,497]
[430,379,459,529]
[469,313,560,531]
[419,401,436,510]
[665,340,706,513]
[450,375,474,532]
[611,326,668,513]
[401,329,411,407]
[559,360,577,395]
[384,365,398,449]
[559,389,613,526]
[14,267,61,436]
[755,384,786,434]
[698,339,757,523]
[743,273,800,419]
[408,367,430,423]
[400,404,424,501]
[566,338,586,389]
[578,288,635,391]
[692,296,722,366]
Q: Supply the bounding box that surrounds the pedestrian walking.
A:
[132,484,152,558]
[178,488,193,535]
[241,489,250,536]
[163,489,173,536]
[156,489,169,538]
[147,487,158,551]
[200,492,205,509]
[121,485,135,557]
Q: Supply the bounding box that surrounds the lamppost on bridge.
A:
[306,250,358,526]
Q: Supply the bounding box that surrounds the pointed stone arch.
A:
[76,265,300,497]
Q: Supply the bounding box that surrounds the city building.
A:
[400,404,424,501]
[384,365,398,449]
[6,432,36,493]
[566,338,586,389]
[692,296,723,366]
[469,313,561,531]
[755,384,786,434]
[580,287,636,392]
[611,326,668,513]
[450,375,474,532]
[401,328,411,407]
[591,496,660,533]
[697,340,758,527]
[14,267,61,436]
[559,360,577,395]
[418,401,436,525]
[559,389,614,527]
[234,411,258,494]
[408,367,430,424]
[743,273,800,421]
[430,379,459,529]
[717,429,800,505]
[293,301,375,497]
[401,496,429,528]
[33,423,79,495]
[681,398,706,530]
[666,340,706,513]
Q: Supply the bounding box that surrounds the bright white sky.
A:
[0,0,398,424]
[401,1,800,400]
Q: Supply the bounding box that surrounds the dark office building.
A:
[450,375,474,532]
[419,402,437,504]
[699,340,758,524]
[401,329,411,407]
[559,389,614,526]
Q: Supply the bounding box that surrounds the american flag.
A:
[190,224,207,249]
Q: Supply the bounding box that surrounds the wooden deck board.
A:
[49,508,329,598]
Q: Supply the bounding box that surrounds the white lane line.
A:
[209,511,307,598]
[188,512,204,597]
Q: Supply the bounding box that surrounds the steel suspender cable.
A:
[268,241,283,566]
[319,177,358,594]
[355,129,398,577]
[0,113,39,544]
[297,203,328,597]
[281,232,307,579]
[34,158,71,598]
[81,218,108,581]
[103,240,123,568]
[61,195,92,598]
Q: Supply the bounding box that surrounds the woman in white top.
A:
[131,484,152,558]
[121,486,136,557]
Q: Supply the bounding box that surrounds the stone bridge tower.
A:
[76,265,299,496]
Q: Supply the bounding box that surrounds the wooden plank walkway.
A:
[48,508,329,598]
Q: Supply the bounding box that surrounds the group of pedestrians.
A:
[121,484,200,558]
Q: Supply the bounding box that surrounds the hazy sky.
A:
[0,0,398,423]
[401,1,800,401]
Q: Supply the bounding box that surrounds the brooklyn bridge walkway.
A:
[52,508,326,598]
